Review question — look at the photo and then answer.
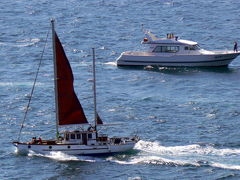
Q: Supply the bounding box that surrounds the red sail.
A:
[55,32,88,125]
[96,113,103,125]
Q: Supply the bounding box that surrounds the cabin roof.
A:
[144,31,198,46]
[144,38,198,46]
[178,39,198,46]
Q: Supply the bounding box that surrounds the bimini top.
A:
[142,31,198,46]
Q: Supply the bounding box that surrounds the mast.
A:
[51,19,59,139]
[92,48,97,131]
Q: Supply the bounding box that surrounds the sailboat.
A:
[13,20,139,155]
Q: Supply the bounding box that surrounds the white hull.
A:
[117,52,240,67]
[13,141,137,155]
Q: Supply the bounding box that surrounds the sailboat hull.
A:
[13,141,137,155]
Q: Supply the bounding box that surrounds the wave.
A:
[1,38,41,47]
[211,163,240,170]
[109,140,240,170]
[15,38,40,47]
[0,82,44,87]
[27,151,102,162]
[107,155,200,167]
[135,140,240,156]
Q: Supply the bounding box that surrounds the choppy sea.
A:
[1,0,240,179]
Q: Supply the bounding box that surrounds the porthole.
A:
[28,145,31,149]
[49,146,52,149]
[68,145,71,149]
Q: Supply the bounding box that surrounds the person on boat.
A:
[31,137,37,144]
[38,137,42,144]
[234,41,238,52]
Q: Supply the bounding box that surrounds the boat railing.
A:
[123,51,177,57]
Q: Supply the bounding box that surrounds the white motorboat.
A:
[13,20,139,155]
[116,31,240,67]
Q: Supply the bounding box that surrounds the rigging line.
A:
[17,27,50,142]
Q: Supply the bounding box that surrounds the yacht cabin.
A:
[142,33,201,54]
[60,130,108,145]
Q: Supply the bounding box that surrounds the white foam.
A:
[14,38,40,47]
[135,140,201,156]
[135,140,240,156]
[131,140,240,169]
[28,151,99,162]
[108,155,200,166]
[211,163,240,170]
[144,65,154,70]
[0,82,44,87]
[104,61,117,66]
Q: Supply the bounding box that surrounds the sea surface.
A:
[1,0,240,179]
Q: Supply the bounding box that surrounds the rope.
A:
[17,28,50,142]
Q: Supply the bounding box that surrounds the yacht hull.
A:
[13,141,137,155]
[116,52,240,67]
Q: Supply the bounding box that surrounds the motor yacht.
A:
[116,31,240,67]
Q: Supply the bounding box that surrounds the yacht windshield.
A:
[195,44,200,50]
[185,44,200,50]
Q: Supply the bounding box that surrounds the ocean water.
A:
[1,0,240,179]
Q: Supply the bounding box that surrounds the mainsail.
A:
[54,32,88,125]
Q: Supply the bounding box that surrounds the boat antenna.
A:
[51,19,59,139]
[92,48,97,131]
[17,24,50,142]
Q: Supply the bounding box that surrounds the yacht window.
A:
[153,46,179,53]
[152,46,162,52]
[66,134,69,140]
[167,46,179,52]
[88,133,92,139]
[161,46,167,52]
[185,45,200,50]
[190,45,200,50]
[77,134,81,139]
[189,46,195,50]
[71,134,76,139]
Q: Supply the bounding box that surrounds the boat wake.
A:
[27,151,102,162]
[109,140,240,170]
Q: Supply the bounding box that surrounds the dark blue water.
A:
[1,0,240,179]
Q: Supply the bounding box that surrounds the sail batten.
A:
[54,32,88,125]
